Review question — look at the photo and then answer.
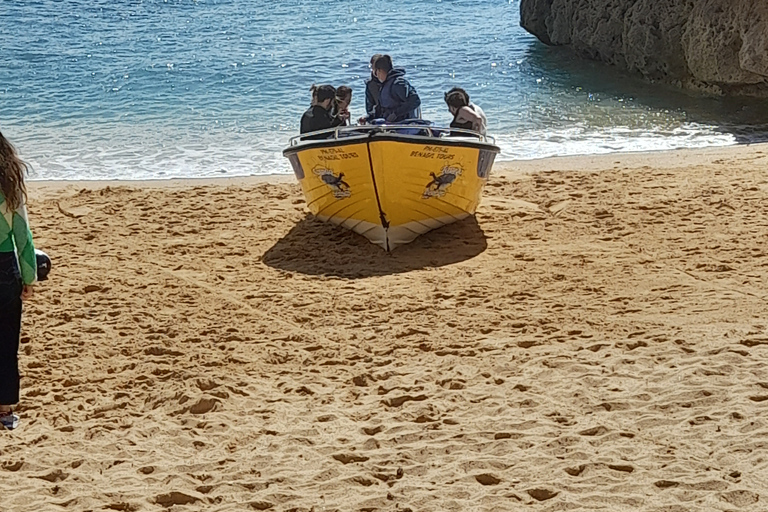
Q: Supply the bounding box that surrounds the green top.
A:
[0,192,37,285]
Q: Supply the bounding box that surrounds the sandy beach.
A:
[2,144,767,511]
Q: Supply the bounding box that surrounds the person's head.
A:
[444,87,470,115]
[310,84,337,109]
[373,54,393,82]
[335,86,352,111]
[369,53,384,77]
[0,132,28,211]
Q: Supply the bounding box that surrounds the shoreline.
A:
[26,141,768,193]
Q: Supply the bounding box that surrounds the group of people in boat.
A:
[300,54,487,139]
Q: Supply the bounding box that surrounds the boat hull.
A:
[283,133,499,251]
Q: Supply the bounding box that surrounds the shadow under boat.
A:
[283,123,499,252]
[261,214,487,279]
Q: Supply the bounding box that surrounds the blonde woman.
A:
[0,132,36,430]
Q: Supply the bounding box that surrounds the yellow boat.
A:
[283,124,500,251]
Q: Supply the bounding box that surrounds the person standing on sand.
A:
[0,132,36,431]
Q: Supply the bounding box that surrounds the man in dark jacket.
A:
[373,55,421,123]
[300,84,344,140]
[359,54,384,124]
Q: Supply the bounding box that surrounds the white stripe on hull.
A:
[319,214,468,251]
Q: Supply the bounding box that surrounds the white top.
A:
[469,103,487,136]
[453,103,487,136]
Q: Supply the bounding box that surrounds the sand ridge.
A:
[1,145,767,511]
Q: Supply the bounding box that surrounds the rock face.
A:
[520,0,768,96]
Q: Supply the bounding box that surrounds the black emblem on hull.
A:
[423,165,462,199]
[314,168,351,199]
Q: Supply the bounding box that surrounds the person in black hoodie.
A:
[373,55,421,123]
[300,84,343,140]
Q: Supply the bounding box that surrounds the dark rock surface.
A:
[520,0,768,96]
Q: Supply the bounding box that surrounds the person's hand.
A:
[21,285,33,301]
[357,117,368,125]
[339,109,350,122]
[386,113,398,122]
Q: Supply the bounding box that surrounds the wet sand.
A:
[3,144,768,511]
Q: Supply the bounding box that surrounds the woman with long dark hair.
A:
[0,132,36,430]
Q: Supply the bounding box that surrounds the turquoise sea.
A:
[3,0,768,180]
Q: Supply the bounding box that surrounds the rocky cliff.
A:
[520,0,768,96]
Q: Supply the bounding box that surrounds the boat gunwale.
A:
[282,131,501,157]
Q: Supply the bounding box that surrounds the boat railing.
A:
[288,123,496,147]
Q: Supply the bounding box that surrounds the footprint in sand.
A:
[188,397,219,414]
[332,453,369,464]
[564,465,585,476]
[362,425,385,436]
[154,492,200,507]
[722,490,759,507]
[578,426,609,436]
[2,461,24,472]
[104,503,135,512]
[475,474,501,485]
[527,488,559,501]
[35,469,68,483]
[249,501,275,510]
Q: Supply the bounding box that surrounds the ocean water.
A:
[3,0,768,180]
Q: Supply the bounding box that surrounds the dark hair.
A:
[370,53,383,66]
[0,132,28,211]
[335,85,352,102]
[310,84,336,103]
[373,54,393,72]
[444,87,470,108]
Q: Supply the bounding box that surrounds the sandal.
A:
[0,411,19,430]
